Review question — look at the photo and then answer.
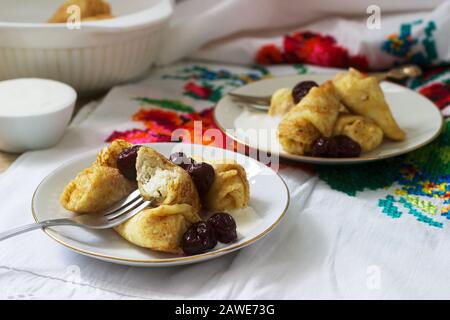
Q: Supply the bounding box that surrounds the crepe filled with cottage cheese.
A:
[60,140,135,213]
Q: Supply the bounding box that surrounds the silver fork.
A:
[0,190,150,241]
[228,64,422,111]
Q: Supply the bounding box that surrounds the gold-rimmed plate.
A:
[214,74,444,164]
[32,143,289,267]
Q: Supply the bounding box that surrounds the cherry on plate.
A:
[292,81,319,104]
[182,221,217,255]
[186,162,215,195]
[117,145,141,180]
[169,152,195,170]
[311,137,338,158]
[207,212,237,243]
[335,135,362,158]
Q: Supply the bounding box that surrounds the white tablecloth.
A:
[0,62,448,299]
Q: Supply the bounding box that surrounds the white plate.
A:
[32,143,289,267]
[214,74,444,164]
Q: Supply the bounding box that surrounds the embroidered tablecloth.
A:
[0,59,448,299]
[3,0,450,299]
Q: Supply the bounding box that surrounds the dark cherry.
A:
[117,145,141,180]
[186,162,215,195]
[292,81,319,103]
[169,152,195,170]
[311,137,338,158]
[335,135,362,158]
[207,212,237,243]
[182,221,217,255]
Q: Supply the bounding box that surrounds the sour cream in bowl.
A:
[0,78,76,153]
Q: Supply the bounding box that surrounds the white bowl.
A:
[0,0,173,95]
[0,78,76,153]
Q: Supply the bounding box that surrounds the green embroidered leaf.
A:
[133,97,195,113]
[294,64,308,74]
[251,64,271,76]
[316,157,404,196]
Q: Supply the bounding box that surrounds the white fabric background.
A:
[158,0,450,68]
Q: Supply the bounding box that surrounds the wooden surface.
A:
[0,152,17,173]
[0,95,102,174]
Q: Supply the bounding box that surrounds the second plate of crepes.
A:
[214,72,443,164]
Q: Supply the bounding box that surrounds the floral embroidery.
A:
[164,65,268,84]
[378,196,402,219]
[317,158,403,197]
[106,61,450,230]
[293,64,308,74]
[133,97,195,113]
[256,44,284,65]
[184,82,223,103]
[408,65,450,90]
[163,65,272,103]
[107,128,173,144]
[107,106,221,145]
[381,20,438,66]
[406,66,450,113]
[419,82,450,111]
[106,99,242,151]
[317,122,450,228]
[255,31,369,70]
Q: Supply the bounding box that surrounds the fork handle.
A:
[0,219,75,241]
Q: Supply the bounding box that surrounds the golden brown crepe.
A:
[269,88,295,117]
[48,0,112,23]
[81,13,113,21]
[332,68,406,141]
[96,139,133,169]
[136,147,201,213]
[203,159,250,211]
[333,114,384,152]
[115,204,201,254]
[60,140,135,213]
[118,147,202,254]
[278,81,341,155]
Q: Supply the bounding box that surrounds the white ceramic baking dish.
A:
[0,0,173,95]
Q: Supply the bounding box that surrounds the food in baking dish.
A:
[48,0,113,23]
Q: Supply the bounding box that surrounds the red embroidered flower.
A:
[184,82,212,99]
[133,108,184,131]
[255,44,283,65]
[348,55,369,71]
[256,31,369,70]
[419,83,450,110]
[107,106,237,148]
[106,129,171,144]
[304,40,349,68]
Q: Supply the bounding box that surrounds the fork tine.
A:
[106,198,145,220]
[100,189,141,216]
[106,200,152,228]
[228,92,272,105]
[238,103,270,111]
[231,96,271,105]
[104,192,142,217]
[229,92,270,100]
